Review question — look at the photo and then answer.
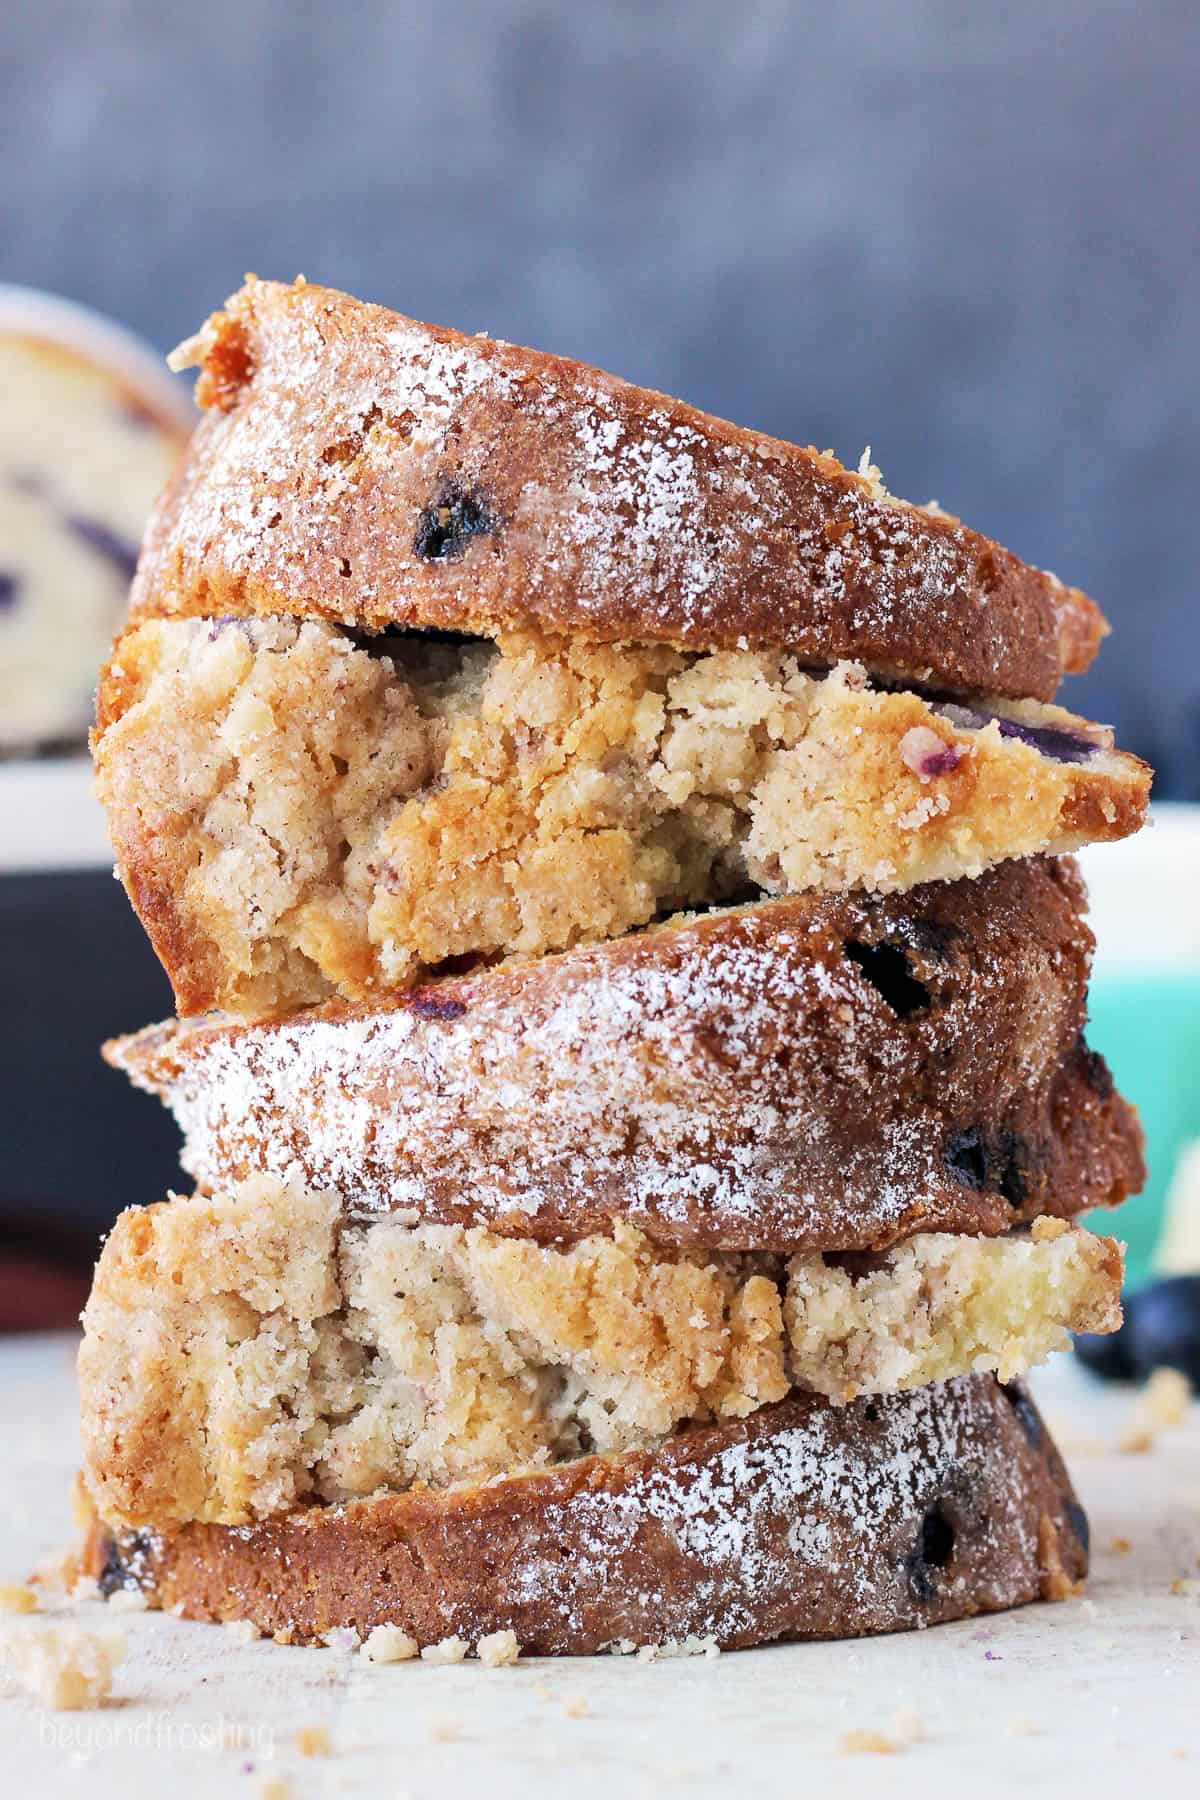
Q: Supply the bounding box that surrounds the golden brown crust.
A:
[108,860,1144,1253]
[81,1377,1088,1652]
[137,277,1106,701]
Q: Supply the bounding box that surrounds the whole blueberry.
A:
[1073,1322,1140,1383]
[1126,1275,1200,1385]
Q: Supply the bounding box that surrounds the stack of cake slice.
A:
[77,278,1150,1654]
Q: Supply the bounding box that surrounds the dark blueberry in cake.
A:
[994,716,1099,764]
[1001,1379,1046,1447]
[996,1133,1030,1207]
[843,939,931,1018]
[95,1528,154,1597]
[407,990,469,1022]
[413,481,498,561]
[1126,1275,1200,1385]
[903,917,958,962]
[933,701,1099,764]
[907,1502,956,1601]
[1073,1321,1140,1382]
[1076,1033,1116,1099]
[945,1128,989,1190]
[65,514,140,582]
[943,1129,1030,1202]
[0,571,19,610]
[1062,1496,1090,1557]
[207,617,263,645]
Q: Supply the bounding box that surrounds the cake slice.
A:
[92,615,1149,1014]
[107,859,1144,1253]
[140,276,1102,702]
[81,1375,1089,1652]
[77,1175,1120,1530]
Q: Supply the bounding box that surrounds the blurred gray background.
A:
[1,0,1197,1279]
[4,0,1197,776]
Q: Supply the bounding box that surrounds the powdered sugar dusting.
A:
[500,1378,1042,1640]
[109,865,1110,1251]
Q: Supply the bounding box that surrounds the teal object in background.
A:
[1085,975,1200,1284]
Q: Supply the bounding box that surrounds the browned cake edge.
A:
[130,276,1105,701]
[80,1377,1088,1653]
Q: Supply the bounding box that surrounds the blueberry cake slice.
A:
[139,276,1102,702]
[107,860,1144,1252]
[81,1375,1089,1652]
[92,615,1148,1015]
[77,1176,1119,1529]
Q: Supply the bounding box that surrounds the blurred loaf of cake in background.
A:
[0,287,193,754]
[0,289,191,1326]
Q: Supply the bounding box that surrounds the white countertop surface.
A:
[1,1334,1197,1797]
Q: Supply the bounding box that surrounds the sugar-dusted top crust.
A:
[137,277,1105,701]
[107,860,1145,1253]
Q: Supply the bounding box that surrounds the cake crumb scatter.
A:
[476,1629,520,1667]
[224,1618,261,1642]
[0,1625,125,1709]
[294,1723,332,1755]
[361,1624,418,1663]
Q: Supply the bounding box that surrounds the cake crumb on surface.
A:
[361,1624,419,1664]
[1110,1536,1133,1554]
[564,1696,590,1719]
[28,1548,83,1607]
[224,1618,261,1643]
[421,1635,468,1665]
[1031,1215,1070,1243]
[0,1625,125,1709]
[294,1723,332,1755]
[840,1710,925,1755]
[258,1778,292,1800]
[104,1588,148,1613]
[0,1586,38,1615]
[476,1629,520,1667]
[890,1708,926,1745]
[1146,1367,1192,1424]
[428,1713,461,1742]
[1120,1367,1192,1452]
[840,1730,899,1756]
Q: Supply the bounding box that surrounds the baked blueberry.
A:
[1126,1275,1200,1385]
[906,1502,956,1601]
[1073,1323,1140,1382]
[934,702,1099,764]
[843,938,931,1017]
[413,481,498,561]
